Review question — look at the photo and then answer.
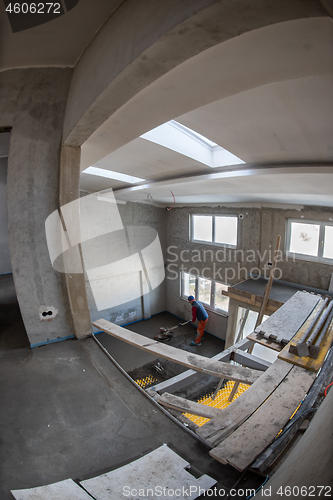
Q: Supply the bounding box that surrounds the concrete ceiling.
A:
[1,2,332,209]
[80,16,333,208]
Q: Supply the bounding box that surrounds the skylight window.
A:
[140,120,244,168]
[171,120,219,148]
[82,166,145,184]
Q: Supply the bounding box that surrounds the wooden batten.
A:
[222,289,283,312]
[156,392,222,420]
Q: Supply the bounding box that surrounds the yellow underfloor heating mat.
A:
[184,380,250,427]
[135,374,158,389]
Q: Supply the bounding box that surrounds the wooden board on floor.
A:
[156,392,223,419]
[247,331,284,351]
[11,479,93,500]
[279,314,333,372]
[93,319,261,384]
[209,365,316,470]
[254,291,320,344]
[81,444,216,500]
[196,358,293,447]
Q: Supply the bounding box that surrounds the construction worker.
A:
[188,295,208,346]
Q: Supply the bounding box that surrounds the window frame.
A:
[190,213,238,249]
[181,270,229,315]
[285,218,333,264]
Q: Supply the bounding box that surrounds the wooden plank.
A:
[254,291,320,344]
[151,338,254,395]
[196,358,293,446]
[233,349,272,371]
[279,309,333,372]
[222,290,282,312]
[252,346,333,473]
[256,235,281,327]
[231,250,282,405]
[209,365,316,470]
[93,319,261,384]
[247,331,284,351]
[156,392,223,419]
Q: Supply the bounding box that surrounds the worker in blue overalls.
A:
[188,295,208,346]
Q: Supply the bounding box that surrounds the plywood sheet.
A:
[254,291,320,344]
[209,366,316,470]
[93,319,261,384]
[11,479,92,500]
[197,358,293,447]
[81,444,216,500]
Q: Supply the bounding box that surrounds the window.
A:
[191,214,237,247]
[286,219,333,262]
[182,272,196,298]
[323,226,333,259]
[198,277,211,305]
[181,272,229,313]
[214,282,230,312]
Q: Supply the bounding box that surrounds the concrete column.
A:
[59,145,92,339]
[2,68,74,346]
[141,272,151,320]
[225,299,239,349]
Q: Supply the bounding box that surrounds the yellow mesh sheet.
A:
[183,380,250,427]
[135,374,158,389]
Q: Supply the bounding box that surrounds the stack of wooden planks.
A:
[204,360,316,470]
[92,307,321,472]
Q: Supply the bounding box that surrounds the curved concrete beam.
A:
[79,16,333,170]
[63,0,327,148]
[113,164,333,199]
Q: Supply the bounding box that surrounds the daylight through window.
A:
[286,219,333,262]
[191,214,238,248]
[181,272,229,313]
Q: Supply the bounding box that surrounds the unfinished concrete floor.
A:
[0,288,264,500]
[0,336,264,499]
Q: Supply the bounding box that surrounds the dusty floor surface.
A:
[0,276,263,499]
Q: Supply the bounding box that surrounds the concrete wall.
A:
[0,68,73,346]
[165,204,333,340]
[80,199,167,330]
[0,158,12,274]
[165,206,261,339]
[260,205,333,290]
